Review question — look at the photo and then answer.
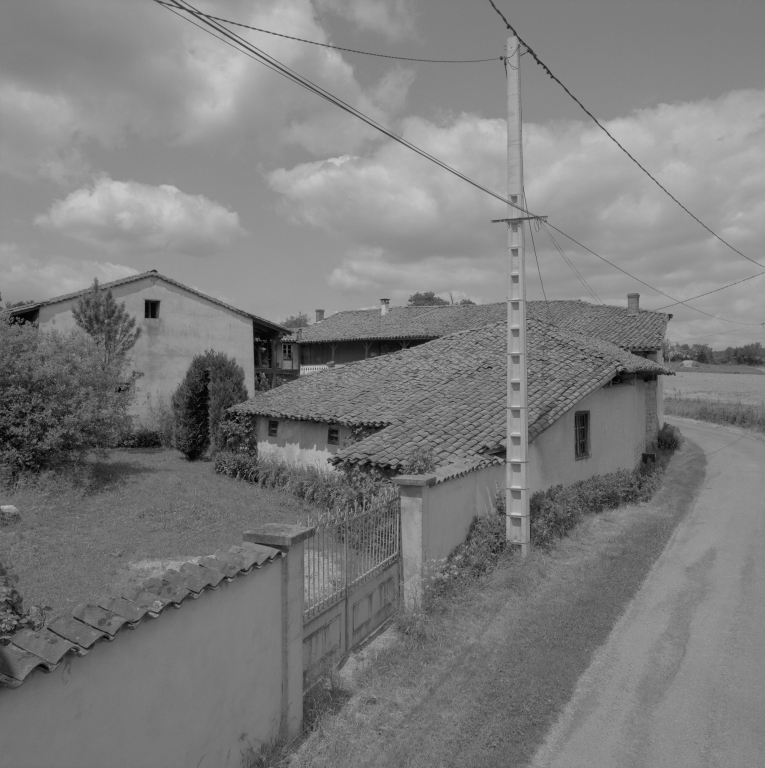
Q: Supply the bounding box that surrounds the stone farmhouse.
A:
[8,271,288,422]
[230,309,672,496]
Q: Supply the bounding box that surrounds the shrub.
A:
[207,352,248,452]
[402,446,437,474]
[1,559,47,645]
[117,428,162,449]
[213,450,259,481]
[657,422,684,451]
[0,322,133,476]
[171,351,249,460]
[172,357,210,460]
[145,392,175,447]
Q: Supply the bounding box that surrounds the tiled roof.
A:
[7,271,288,334]
[295,300,669,352]
[231,318,672,471]
[0,541,281,688]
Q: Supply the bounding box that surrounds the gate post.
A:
[392,474,438,609]
[244,524,314,742]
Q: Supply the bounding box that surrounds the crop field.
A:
[665,371,765,405]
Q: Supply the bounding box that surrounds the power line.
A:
[487,0,764,271]
[523,188,557,331]
[672,325,764,343]
[156,1,499,64]
[541,223,603,305]
[158,0,763,330]
[655,270,765,311]
[546,223,764,326]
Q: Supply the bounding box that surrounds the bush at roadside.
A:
[0,322,133,478]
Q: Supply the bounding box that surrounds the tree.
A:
[72,278,141,368]
[171,351,249,460]
[0,322,133,475]
[408,292,449,306]
[458,298,476,306]
[282,311,310,328]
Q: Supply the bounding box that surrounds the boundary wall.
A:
[0,526,312,768]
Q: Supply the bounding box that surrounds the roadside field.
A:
[665,370,765,405]
[667,363,763,375]
[0,449,312,617]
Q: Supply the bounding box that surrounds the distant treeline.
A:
[665,341,763,366]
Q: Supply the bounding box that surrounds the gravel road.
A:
[531,419,765,768]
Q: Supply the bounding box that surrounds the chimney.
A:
[627,293,640,316]
[315,309,325,323]
[380,298,390,316]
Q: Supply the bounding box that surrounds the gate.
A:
[301,488,400,690]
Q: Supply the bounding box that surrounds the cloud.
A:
[316,0,417,41]
[0,243,138,303]
[35,177,247,256]
[268,89,765,345]
[0,0,416,181]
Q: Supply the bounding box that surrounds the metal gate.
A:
[301,488,400,690]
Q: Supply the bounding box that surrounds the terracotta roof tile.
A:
[233,317,672,472]
[296,300,669,351]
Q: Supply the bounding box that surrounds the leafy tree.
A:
[458,298,476,306]
[171,351,249,460]
[408,291,449,306]
[72,278,141,368]
[0,323,133,475]
[282,311,310,328]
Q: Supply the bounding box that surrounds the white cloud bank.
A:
[268,88,765,344]
[35,177,247,256]
[0,0,418,183]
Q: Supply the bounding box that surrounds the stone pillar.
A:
[391,474,437,609]
[243,523,314,742]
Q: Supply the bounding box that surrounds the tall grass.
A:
[665,397,765,433]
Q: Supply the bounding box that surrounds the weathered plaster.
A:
[256,416,351,467]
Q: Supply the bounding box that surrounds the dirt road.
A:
[532,419,765,768]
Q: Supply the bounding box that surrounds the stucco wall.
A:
[256,416,351,467]
[37,276,255,422]
[0,560,283,768]
[528,380,648,495]
[425,464,506,561]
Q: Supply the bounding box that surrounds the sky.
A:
[1,0,764,349]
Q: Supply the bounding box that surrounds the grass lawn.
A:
[283,438,706,768]
[0,448,315,617]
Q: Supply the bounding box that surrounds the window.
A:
[268,420,278,437]
[575,411,590,460]
[145,300,160,319]
[282,343,292,361]
[328,427,339,445]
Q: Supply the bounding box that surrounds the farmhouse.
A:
[230,314,672,496]
[8,271,288,421]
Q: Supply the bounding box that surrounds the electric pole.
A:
[505,35,530,555]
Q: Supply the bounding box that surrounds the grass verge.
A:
[665,397,765,433]
[0,449,314,616]
[284,438,706,768]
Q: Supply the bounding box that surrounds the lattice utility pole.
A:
[504,35,530,555]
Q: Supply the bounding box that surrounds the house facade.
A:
[230,316,672,496]
[9,271,287,423]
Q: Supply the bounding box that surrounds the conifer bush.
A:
[171,351,248,460]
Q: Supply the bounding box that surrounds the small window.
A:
[575,411,590,460]
[268,420,278,437]
[328,427,339,445]
[145,300,160,319]
[282,343,292,361]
